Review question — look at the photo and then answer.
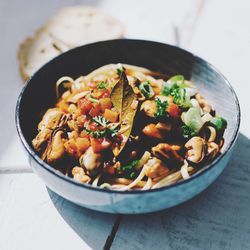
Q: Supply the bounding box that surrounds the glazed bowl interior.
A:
[16,39,240,194]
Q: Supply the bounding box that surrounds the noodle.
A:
[92,174,101,187]
[56,76,75,98]
[152,171,182,189]
[180,160,191,180]
[141,177,152,190]
[135,151,151,170]
[99,183,111,189]
[117,165,148,191]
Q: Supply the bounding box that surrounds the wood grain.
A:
[0,173,117,250]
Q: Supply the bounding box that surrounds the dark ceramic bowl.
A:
[16,39,240,214]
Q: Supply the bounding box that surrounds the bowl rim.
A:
[15,38,241,194]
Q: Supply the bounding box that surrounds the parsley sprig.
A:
[84,116,119,139]
[92,116,110,127]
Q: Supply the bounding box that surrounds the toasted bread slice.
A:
[18,6,124,81]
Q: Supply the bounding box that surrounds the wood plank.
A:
[111,133,250,250]
[0,173,117,250]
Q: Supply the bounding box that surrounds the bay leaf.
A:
[110,77,123,118]
[111,71,138,156]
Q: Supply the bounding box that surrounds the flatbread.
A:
[18,6,124,81]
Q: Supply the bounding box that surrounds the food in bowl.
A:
[32,63,227,191]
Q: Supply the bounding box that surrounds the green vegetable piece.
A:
[182,125,197,139]
[130,172,136,179]
[111,71,138,156]
[161,75,190,107]
[167,75,185,86]
[161,83,171,96]
[97,82,106,89]
[139,81,154,99]
[181,107,204,132]
[210,116,227,131]
[119,160,139,179]
[154,98,168,118]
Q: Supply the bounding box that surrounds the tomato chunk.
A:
[104,109,119,123]
[90,138,103,153]
[167,103,180,118]
[89,103,101,117]
[78,98,93,115]
[100,98,112,113]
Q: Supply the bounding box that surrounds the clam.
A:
[206,142,219,159]
[185,136,206,163]
[152,143,183,164]
[79,147,102,171]
[140,100,157,117]
[41,128,67,163]
[32,108,66,151]
[72,166,91,184]
[145,157,170,180]
[207,126,217,142]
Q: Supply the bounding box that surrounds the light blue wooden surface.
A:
[0,0,250,249]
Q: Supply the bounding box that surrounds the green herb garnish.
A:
[84,128,106,138]
[116,68,122,76]
[97,82,106,89]
[119,160,139,179]
[116,65,125,76]
[172,87,187,107]
[182,125,197,139]
[161,75,190,107]
[130,172,136,179]
[92,116,110,127]
[84,117,119,139]
[85,127,118,139]
[154,98,168,117]
[139,81,155,99]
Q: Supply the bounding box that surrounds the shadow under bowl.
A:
[16,39,240,214]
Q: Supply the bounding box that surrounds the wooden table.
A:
[1,0,250,249]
